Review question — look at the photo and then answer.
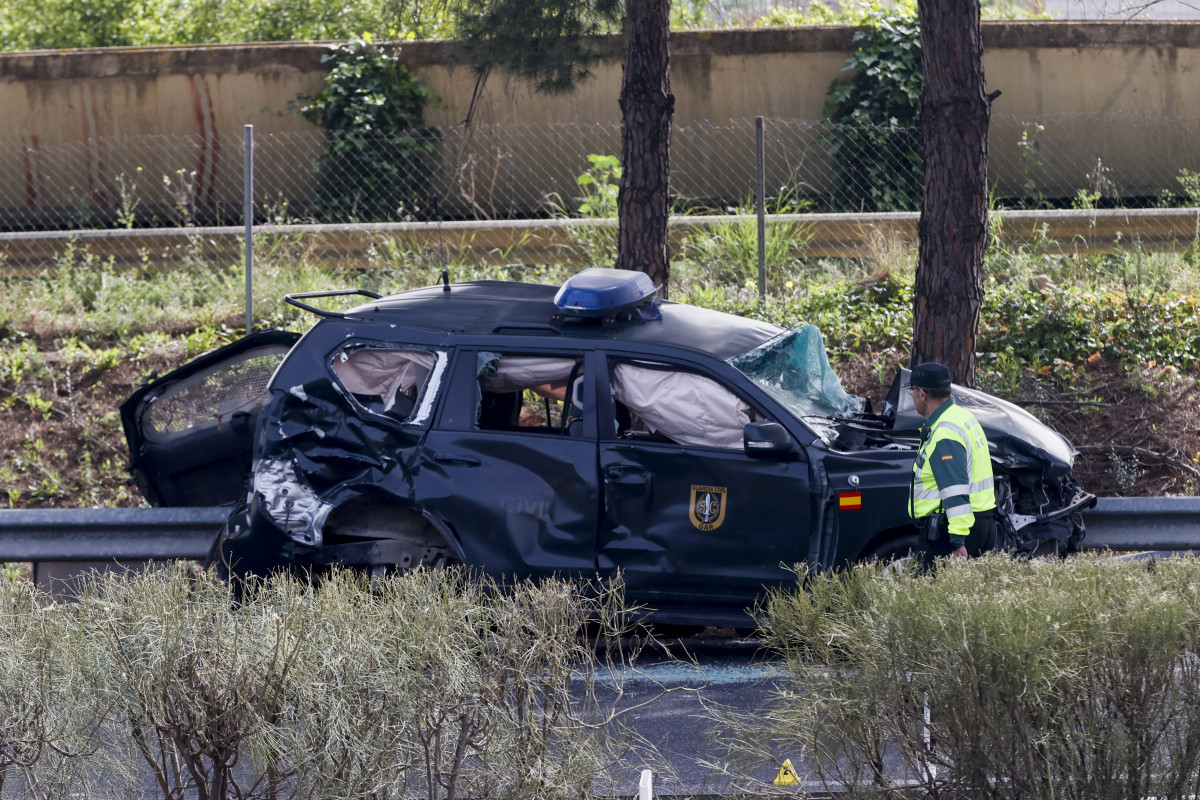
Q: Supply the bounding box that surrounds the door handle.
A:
[428,452,482,467]
[604,465,646,483]
[603,466,653,509]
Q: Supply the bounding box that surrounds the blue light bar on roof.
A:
[553,268,660,318]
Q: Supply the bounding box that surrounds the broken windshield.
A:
[728,325,863,443]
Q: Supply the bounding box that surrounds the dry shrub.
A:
[8,564,653,800]
[0,581,111,800]
[65,565,302,800]
[710,554,1200,800]
[273,568,643,800]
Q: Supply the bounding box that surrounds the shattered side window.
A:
[476,352,583,433]
[331,345,446,424]
[728,325,863,443]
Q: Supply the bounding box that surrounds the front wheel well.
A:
[856,525,922,563]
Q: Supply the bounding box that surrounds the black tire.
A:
[649,624,705,640]
[862,533,922,565]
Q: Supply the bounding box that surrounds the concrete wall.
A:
[1,22,1198,220]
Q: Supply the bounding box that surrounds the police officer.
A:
[906,362,998,560]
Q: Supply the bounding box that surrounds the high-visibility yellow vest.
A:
[909,402,996,525]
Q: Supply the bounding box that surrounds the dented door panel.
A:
[413,347,599,577]
[595,352,812,607]
[415,430,598,574]
[598,440,811,606]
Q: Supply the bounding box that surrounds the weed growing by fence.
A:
[822,1,923,212]
[295,37,440,223]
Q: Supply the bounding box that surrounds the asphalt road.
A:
[590,630,803,798]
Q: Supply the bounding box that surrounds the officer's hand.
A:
[951,545,968,560]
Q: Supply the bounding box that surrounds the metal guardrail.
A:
[1078,496,1200,552]
[0,506,227,561]
[0,497,1197,564]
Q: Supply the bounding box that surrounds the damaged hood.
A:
[884,368,1078,478]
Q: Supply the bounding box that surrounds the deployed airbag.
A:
[613,363,752,449]
[332,347,437,414]
[478,354,578,392]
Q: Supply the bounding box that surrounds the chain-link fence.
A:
[2,112,1198,274]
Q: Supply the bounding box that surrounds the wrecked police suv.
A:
[123,269,1095,627]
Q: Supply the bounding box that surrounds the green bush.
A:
[712,555,1200,800]
[0,0,454,50]
[981,283,1200,369]
[677,269,1200,373]
[822,1,923,212]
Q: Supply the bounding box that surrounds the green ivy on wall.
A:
[822,0,923,212]
[296,36,440,222]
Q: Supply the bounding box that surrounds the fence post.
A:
[755,116,766,303]
[243,124,254,333]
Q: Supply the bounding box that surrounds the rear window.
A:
[143,345,290,442]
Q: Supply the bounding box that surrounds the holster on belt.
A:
[922,511,947,543]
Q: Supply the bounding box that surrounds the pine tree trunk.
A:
[912,0,991,387]
[616,0,674,297]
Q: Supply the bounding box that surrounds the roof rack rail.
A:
[285,289,383,318]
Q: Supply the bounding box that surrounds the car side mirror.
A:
[744,421,798,460]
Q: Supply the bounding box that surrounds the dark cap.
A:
[904,362,952,390]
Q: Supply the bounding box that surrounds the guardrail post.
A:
[639,768,654,799]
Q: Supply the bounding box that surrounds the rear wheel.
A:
[321,499,458,575]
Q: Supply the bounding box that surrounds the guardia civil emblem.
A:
[689,485,727,531]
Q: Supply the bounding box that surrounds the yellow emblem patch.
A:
[941,454,954,460]
[689,485,728,531]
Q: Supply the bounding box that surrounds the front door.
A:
[596,356,812,612]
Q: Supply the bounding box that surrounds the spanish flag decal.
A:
[839,492,862,510]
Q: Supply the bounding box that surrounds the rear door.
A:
[415,347,599,578]
[121,330,299,507]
